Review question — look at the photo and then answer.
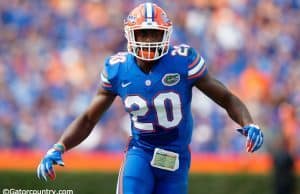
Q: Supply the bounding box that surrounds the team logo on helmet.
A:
[162,73,180,86]
[161,13,171,24]
[125,15,136,25]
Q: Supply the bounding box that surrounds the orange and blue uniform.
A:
[101,44,207,194]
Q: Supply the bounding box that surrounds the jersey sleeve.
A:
[100,57,120,95]
[186,47,208,85]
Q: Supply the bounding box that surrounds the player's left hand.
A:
[237,124,263,153]
[37,144,65,181]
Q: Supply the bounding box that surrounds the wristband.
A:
[245,124,260,128]
[53,143,66,153]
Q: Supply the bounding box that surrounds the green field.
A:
[0,171,299,194]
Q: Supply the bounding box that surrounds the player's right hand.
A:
[37,143,65,181]
[237,124,263,153]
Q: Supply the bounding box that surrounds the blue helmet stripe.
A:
[145,2,153,22]
[151,4,154,21]
[144,3,147,21]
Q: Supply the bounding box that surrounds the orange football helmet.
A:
[124,3,172,61]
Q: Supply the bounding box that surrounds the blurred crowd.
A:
[0,0,299,154]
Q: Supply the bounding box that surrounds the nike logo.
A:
[121,82,132,88]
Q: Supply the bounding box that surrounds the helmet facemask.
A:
[125,26,172,61]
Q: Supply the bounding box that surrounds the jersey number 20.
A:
[124,92,182,131]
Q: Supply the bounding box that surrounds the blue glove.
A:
[237,124,263,153]
[37,143,65,181]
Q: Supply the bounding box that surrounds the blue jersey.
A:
[101,44,207,153]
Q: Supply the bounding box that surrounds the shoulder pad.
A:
[169,44,200,63]
[186,47,207,81]
[186,46,199,64]
[104,52,129,80]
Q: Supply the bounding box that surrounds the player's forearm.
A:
[57,112,98,151]
[224,94,254,127]
[56,90,116,151]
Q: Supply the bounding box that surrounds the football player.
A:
[37,3,263,194]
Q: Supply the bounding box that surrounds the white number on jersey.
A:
[171,44,190,57]
[124,92,183,131]
[124,96,153,131]
[109,52,127,65]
